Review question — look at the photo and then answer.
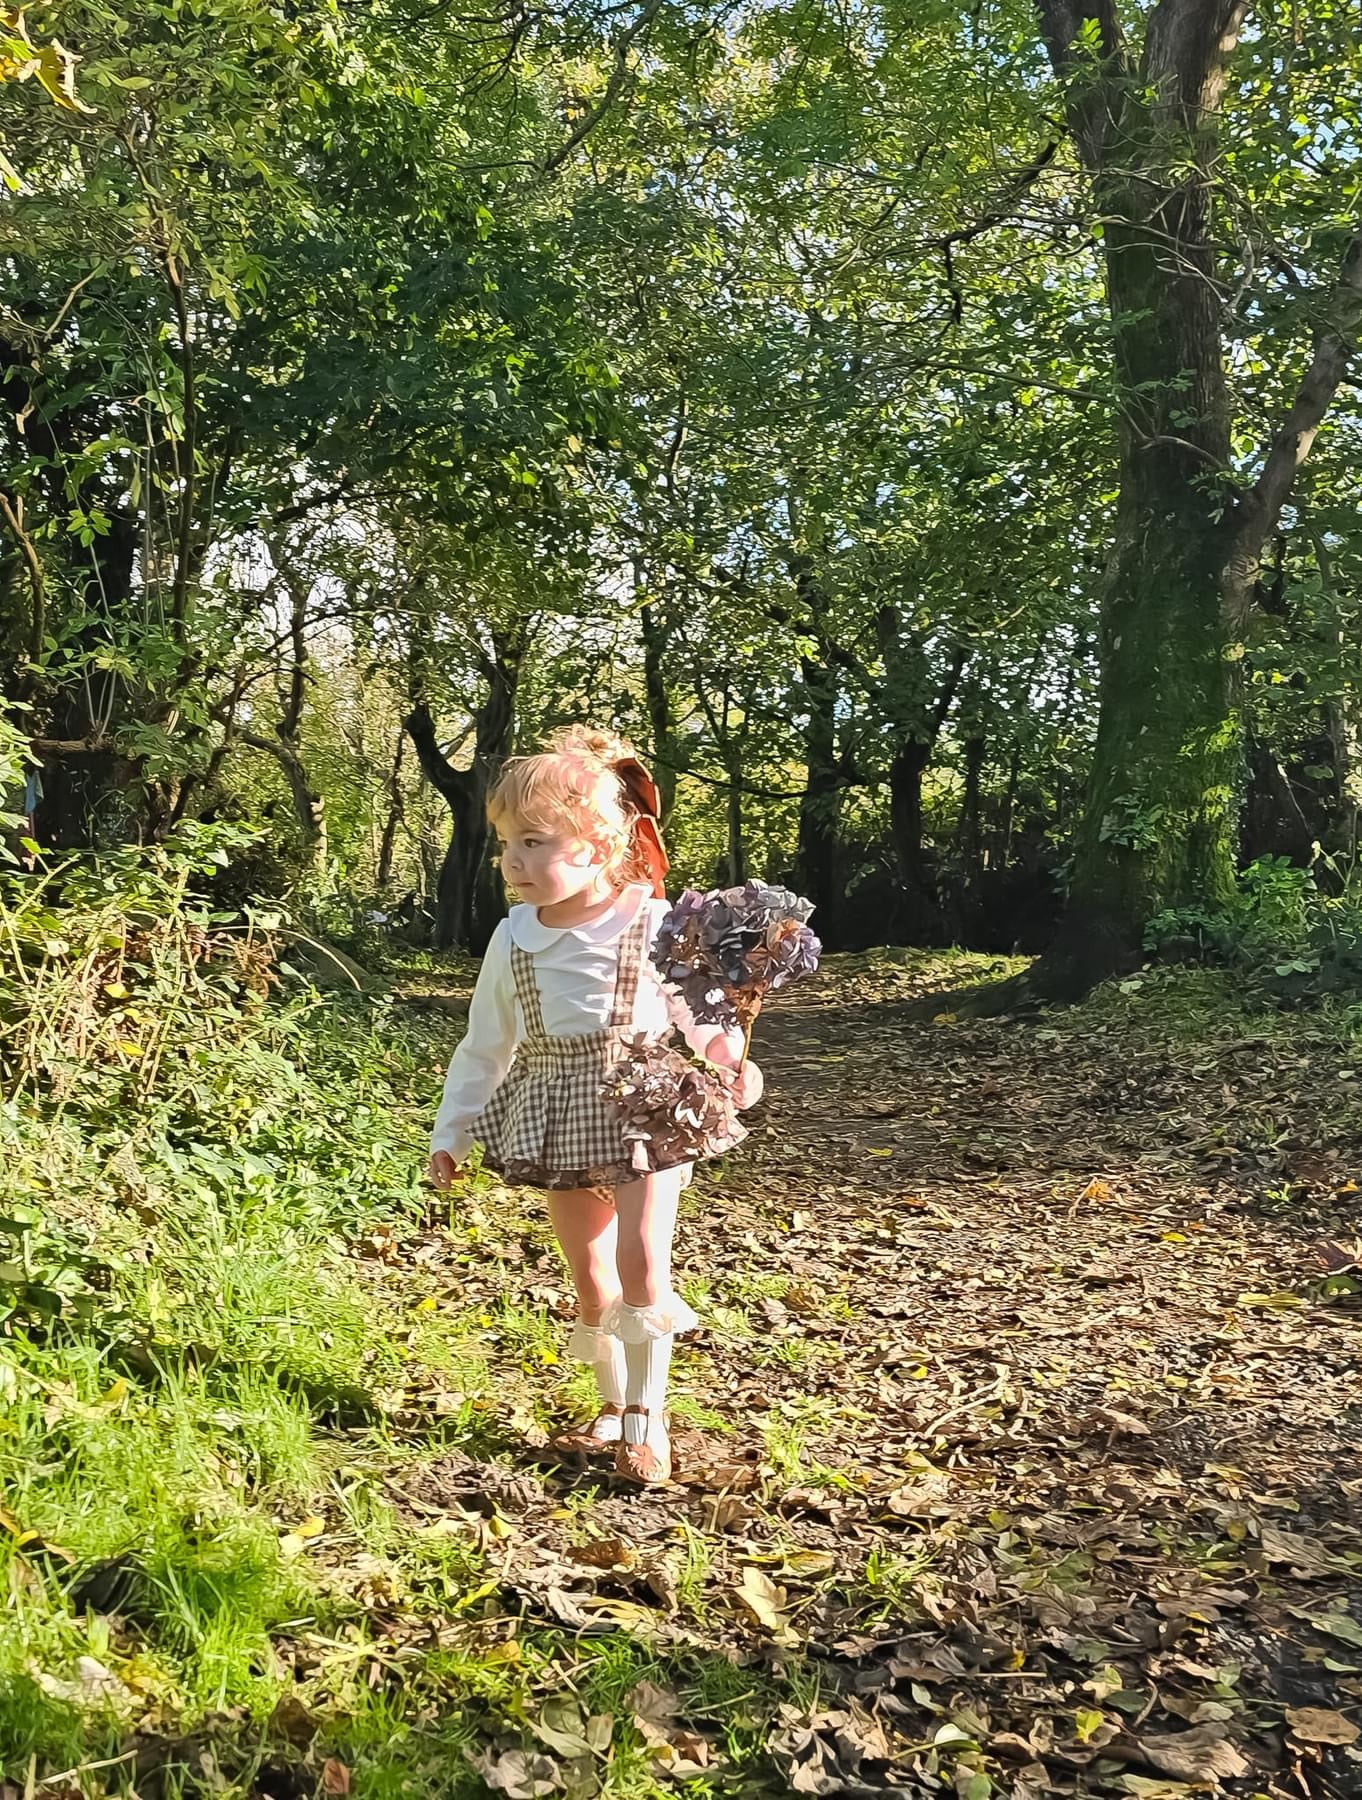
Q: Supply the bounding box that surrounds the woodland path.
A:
[375,953,1362,1800]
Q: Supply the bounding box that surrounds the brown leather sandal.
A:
[614,1408,672,1486]
[549,1404,623,1455]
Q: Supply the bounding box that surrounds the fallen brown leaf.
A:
[1285,1706,1360,1745]
[1136,1724,1249,1783]
[734,1563,789,1633]
[467,1747,561,1798]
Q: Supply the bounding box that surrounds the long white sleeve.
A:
[661,983,747,1066]
[643,898,746,1065]
[430,922,517,1158]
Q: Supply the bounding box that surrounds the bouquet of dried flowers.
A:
[601,884,819,1170]
[652,881,821,1060]
[602,1036,748,1174]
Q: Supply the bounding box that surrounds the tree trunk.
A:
[638,580,678,819]
[405,627,523,953]
[881,640,967,944]
[997,739,1022,868]
[238,565,327,871]
[793,653,845,937]
[1062,166,1239,972]
[954,730,987,941]
[376,730,405,889]
[1242,733,1316,865]
[1310,534,1362,860]
[887,738,937,943]
[280,751,328,864]
[1327,690,1362,864]
[1023,0,1362,996]
[405,704,490,952]
[724,742,747,886]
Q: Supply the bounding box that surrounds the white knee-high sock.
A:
[622,1335,673,1445]
[594,1333,627,1408]
[566,1321,626,1409]
[602,1299,694,1448]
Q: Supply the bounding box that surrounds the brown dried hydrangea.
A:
[601,1035,748,1174]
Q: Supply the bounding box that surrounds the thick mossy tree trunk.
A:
[1049,10,1240,976]
[1022,0,1362,995]
[1067,235,1240,967]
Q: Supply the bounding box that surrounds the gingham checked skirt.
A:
[469,909,669,1191]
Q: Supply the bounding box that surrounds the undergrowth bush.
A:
[1,825,276,1104]
[1145,853,1362,1000]
[0,835,465,1754]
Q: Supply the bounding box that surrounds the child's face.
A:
[496,816,609,906]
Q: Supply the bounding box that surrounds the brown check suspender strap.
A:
[608,910,649,1029]
[507,904,651,1038]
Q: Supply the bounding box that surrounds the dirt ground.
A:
[385,953,1362,1799]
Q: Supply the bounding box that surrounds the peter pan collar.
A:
[507,883,650,952]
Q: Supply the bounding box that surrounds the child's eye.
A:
[523,837,541,849]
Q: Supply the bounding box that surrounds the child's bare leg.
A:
[547,1186,626,1447]
[613,1163,689,1305]
[609,1165,696,1482]
[548,1186,619,1320]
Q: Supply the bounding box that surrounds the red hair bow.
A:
[614,757,670,898]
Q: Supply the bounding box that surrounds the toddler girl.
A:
[427,727,762,1485]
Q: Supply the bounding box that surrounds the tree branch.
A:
[32,735,111,755]
[1224,232,1362,628]
[404,700,477,807]
[0,489,45,678]
[931,646,971,736]
[165,248,196,633]
[1032,0,1130,166]
[540,0,664,175]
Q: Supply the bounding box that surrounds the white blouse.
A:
[430,884,740,1159]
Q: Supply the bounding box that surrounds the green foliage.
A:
[0,703,35,853]
[1146,854,1362,1000]
[4,0,1362,954]
[0,826,274,1103]
[0,843,462,1767]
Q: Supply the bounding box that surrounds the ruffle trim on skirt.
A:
[480,1152,700,1192]
[485,1153,639,1192]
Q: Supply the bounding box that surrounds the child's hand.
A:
[731,1059,764,1110]
[428,1151,463,1190]
[708,1037,764,1110]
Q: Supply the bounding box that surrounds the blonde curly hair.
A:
[488,725,656,889]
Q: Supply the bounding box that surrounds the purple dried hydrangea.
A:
[652,881,821,1030]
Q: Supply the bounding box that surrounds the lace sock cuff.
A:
[601,1295,699,1342]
